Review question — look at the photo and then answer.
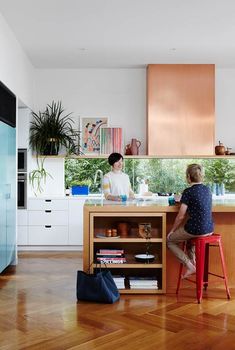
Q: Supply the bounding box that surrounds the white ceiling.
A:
[1,0,235,69]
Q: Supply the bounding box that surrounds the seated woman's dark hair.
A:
[108,152,123,166]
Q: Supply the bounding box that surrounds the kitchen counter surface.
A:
[84,197,235,212]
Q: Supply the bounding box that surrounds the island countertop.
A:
[84,197,235,212]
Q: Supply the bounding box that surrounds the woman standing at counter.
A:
[103,152,134,201]
[167,164,214,278]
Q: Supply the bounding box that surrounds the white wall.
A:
[34,68,146,154]
[216,68,235,151]
[0,13,34,108]
[19,66,234,197]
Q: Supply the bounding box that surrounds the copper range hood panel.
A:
[147,64,215,156]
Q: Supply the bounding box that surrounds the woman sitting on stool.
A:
[167,164,214,278]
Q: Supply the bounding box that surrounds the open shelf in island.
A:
[84,209,166,294]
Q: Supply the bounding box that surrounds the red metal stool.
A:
[176,234,231,303]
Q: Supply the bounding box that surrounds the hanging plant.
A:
[29,157,53,196]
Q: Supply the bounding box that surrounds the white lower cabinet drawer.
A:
[17,210,28,225]
[17,226,28,245]
[28,226,69,245]
[28,210,68,226]
[28,199,68,211]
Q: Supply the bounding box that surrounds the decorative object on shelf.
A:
[117,221,131,237]
[70,179,92,195]
[138,222,154,259]
[105,229,112,237]
[130,138,141,155]
[111,229,118,237]
[124,139,141,155]
[225,147,232,155]
[138,223,151,238]
[215,183,225,196]
[124,143,132,155]
[65,185,70,196]
[80,116,109,155]
[95,233,120,239]
[29,101,81,156]
[100,127,123,154]
[129,276,158,289]
[29,157,52,196]
[205,158,235,195]
[134,254,155,263]
[215,141,225,155]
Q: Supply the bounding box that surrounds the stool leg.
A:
[203,243,209,290]
[176,263,184,294]
[218,240,231,299]
[176,242,186,294]
[195,240,206,303]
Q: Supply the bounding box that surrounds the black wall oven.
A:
[18,173,27,209]
[17,149,27,209]
[18,148,27,172]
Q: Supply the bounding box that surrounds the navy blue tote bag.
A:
[76,266,120,304]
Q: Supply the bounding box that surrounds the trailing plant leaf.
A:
[29,157,53,196]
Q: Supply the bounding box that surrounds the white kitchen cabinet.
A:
[27,198,69,246]
[28,226,68,245]
[17,108,30,149]
[17,209,28,245]
[28,210,68,226]
[28,198,68,211]
[18,197,86,249]
[17,225,28,245]
[68,199,86,245]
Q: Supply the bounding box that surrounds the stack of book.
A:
[112,275,125,289]
[129,276,158,289]
[96,249,126,264]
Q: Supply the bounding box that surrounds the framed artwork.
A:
[80,117,109,154]
[100,127,123,154]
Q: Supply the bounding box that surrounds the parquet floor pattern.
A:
[0,252,234,350]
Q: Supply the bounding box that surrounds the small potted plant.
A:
[70,179,92,195]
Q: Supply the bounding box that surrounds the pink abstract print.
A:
[81,117,108,154]
[100,127,123,154]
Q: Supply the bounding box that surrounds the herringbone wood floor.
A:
[0,252,234,350]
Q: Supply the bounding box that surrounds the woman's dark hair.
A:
[108,152,123,166]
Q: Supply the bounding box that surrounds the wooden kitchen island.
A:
[83,197,235,293]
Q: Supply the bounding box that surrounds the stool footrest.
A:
[208,272,225,279]
[184,278,196,284]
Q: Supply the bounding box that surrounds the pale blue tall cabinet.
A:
[0,82,16,273]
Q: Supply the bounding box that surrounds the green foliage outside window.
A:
[65,157,235,194]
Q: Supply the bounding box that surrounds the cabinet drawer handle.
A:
[45,199,51,202]
[45,210,51,213]
[45,225,52,228]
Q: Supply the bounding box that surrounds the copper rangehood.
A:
[147,64,215,156]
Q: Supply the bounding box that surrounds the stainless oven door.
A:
[18,148,27,172]
[17,173,27,209]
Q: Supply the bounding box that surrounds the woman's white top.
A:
[103,171,133,198]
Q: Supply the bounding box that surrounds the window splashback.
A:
[65,157,235,194]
